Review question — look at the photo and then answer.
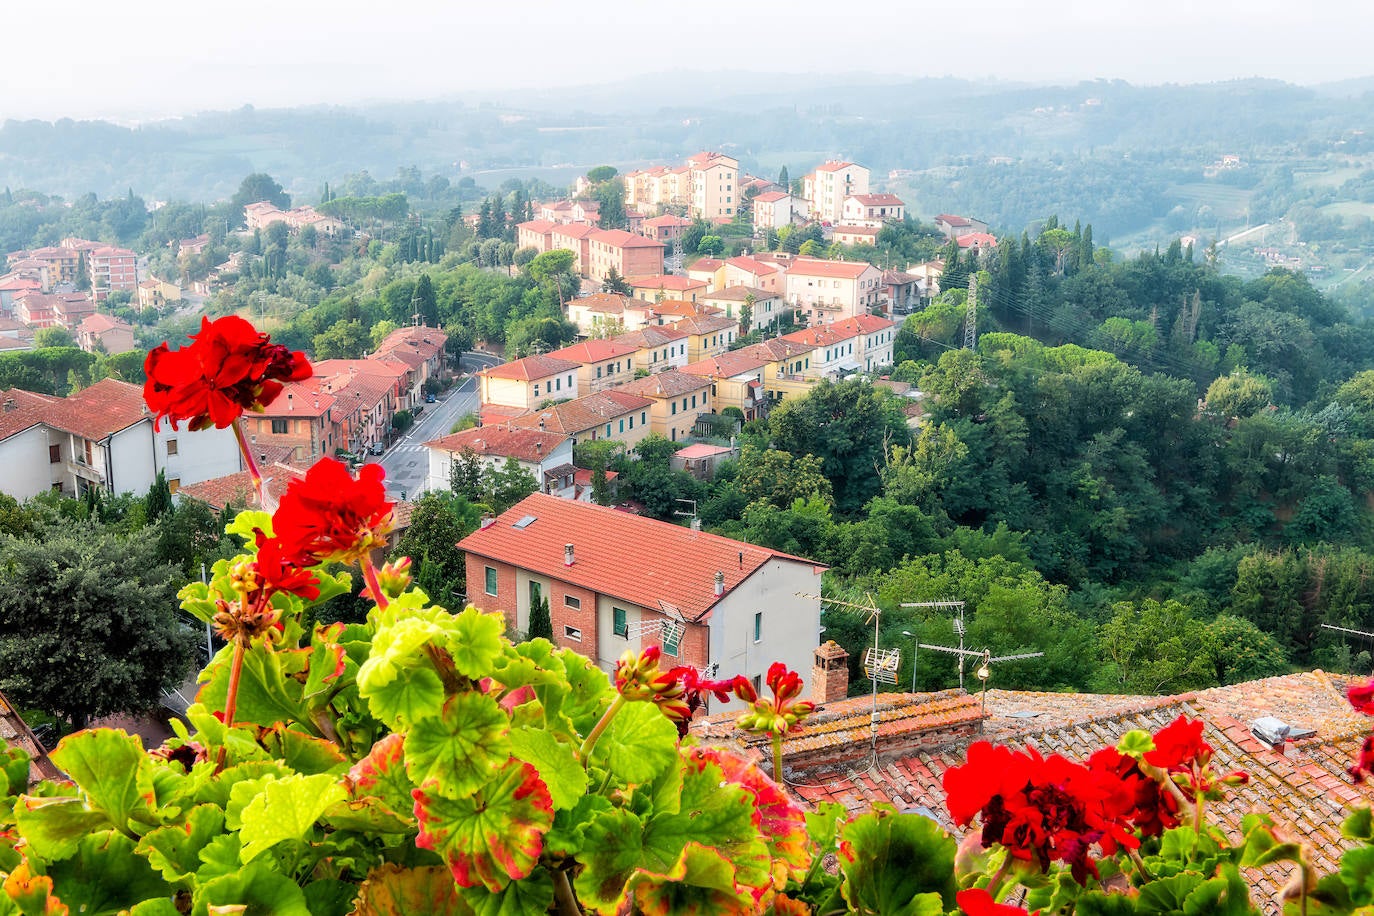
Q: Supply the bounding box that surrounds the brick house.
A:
[586,230,665,283]
[458,493,825,708]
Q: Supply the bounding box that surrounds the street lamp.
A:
[975,649,992,712]
[901,630,917,693]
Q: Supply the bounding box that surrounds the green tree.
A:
[0,525,195,729]
[697,235,724,257]
[34,327,75,349]
[528,593,553,641]
[145,470,173,521]
[734,444,833,509]
[603,267,631,296]
[394,492,482,603]
[586,165,618,183]
[313,319,368,359]
[230,173,290,216]
[1205,369,1273,419]
[484,458,539,514]
[1094,599,1214,695]
[450,450,486,502]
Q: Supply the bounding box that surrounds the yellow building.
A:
[546,340,643,394]
[680,350,771,420]
[478,355,581,412]
[506,389,655,450]
[617,370,714,443]
[672,314,740,363]
[685,151,740,222]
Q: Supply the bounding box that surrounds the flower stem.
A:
[1126,847,1153,883]
[232,420,263,508]
[361,557,390,610]
[772,732,785,784]
[579,694,625,766]
[215,636,247,771]
[551,866,582,916]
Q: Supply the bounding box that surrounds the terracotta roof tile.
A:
[424,427,568,463]
[672,315,738,336]
[616,369,712,399]
[547,340,642,364]
[458,493,822,621]
[481,355,580,382]
[787,257,879,280]
[506,390,653,436]
[680,351,769,379]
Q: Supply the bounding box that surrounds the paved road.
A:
[378,351,501,500]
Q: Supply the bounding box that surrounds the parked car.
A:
[425,393,436,403]
[368,442,385,456]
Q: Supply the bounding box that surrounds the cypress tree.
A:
[528,594,553,641]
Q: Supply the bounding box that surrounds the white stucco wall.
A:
[154,423,241,489]
[0,425,54,500]
[708,558,824,712]
[108,423,157,494]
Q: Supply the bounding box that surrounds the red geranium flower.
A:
[735,662,816,737]
[1349,680,1374,715]
[143,315,311,431]
[1087,745,1179,845]
[272,458,394,567]
[1143,716,1211,771]
[1351,735,1374,783]
[957,888,1037,915]
[252,530,321,601]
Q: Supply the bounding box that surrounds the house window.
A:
[48,445,60,463]
[606,423,612,436]
[641,411,647,424]
[671,402,677,415]
[754,612,762,642]
[663,626,681,656]
[271,419,289,434]
[564,595,581,610]
[619,419,625,433]
[84,440,93,465]
[166,439,178,457]
[534,384,541,397]
[613,607,628,638]
[564,625,582,642]
[484,566,498,596]
[168,478,180,494]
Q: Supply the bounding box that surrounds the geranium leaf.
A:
[363,666,445,732]
[48,728,154,830]
[129,899,183,916]
[262,728,348,776]
[2,863,65,916]
[349,734,414,815]
[1344,807,1374,842]
[321,796,414,834]
[302,878,358,916]
[653,758,771,893]
[445,606,505,680]
[543,794,613,861]
[601,702,678,785]
[136,804,226,882]
[225,510,275,544]
[622,842,755,916]
[238,773,347,862]
[195,834,242,883]
[459,868,554,916]
[1137,873,1206,912]
[302,629,351,705]
[44,830,170,916]
[404,693,510,800]
[197,644,312,731]
[508,727,585,811]
[351,864,471,916]
[555,649,613,734]
[686,747,809,883]
[413,760,554,893]
[1339,845,1374,902]
[573,808,646,913]
[195,858,310,916]
[13,796,109,861]
[1116,729,1155,758]
[838,807,958,916]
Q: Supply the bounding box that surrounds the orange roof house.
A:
[458,492,824,708]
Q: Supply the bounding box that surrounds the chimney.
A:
[690,517,701,532]
[2,398,14,412]
[479,514,496,530]
[287,392,294,411]
[535,441,542,453]
[565,543,575,566]
[812,640,850,704]
[713,571,724,597]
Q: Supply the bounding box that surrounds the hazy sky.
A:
[8,0,1372,121]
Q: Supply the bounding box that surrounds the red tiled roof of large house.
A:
[685,151,737,169]
[547,339,642,363]
[689,258,725,272]
[374,324,447,359]
[256,379,336,418]
[671,314,737,336]
[458,492,822,621]
[610,325,689,348]
[936,214,973,227]
[588,229,663,249]
[617,368,712,399]
[481,355,580,382]
[780,324,861,348]
[957,232,999,249]
[652,299,721,320]
[551,224,598,241]
[77,313,132,334]
[312,359,408,382]
[847,193,905,207]
[506,390,654,436]
[681,350,770,378]
[178,462,304,511]
[835,226,881,240]
[0,389,55,441]
[754,190,790,203]
[725,256,783,276]
[424,427,568,464]
[786,258,875,279]
[744,338,817,361]
[49,378,148,440]
[625,275,707,293]
[828,314,895,335]
[518,219,559,234]
[693,670,1370,913]
[643,215,692,228]
[814,161,857,173]
[0,276,40,292]
[703,285,774,302]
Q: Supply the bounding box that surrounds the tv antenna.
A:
[901,600,966,687]
[797,591,886,761]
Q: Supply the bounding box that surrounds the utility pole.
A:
[964,274,978,351]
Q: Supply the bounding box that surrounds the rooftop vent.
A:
[713,571,724,597]
[1251,716,1291,747]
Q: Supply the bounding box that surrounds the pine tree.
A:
[528,594,553,641]
[146,470,173,521]
[778,165,789,188]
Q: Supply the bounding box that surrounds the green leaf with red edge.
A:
[1239,813,1304,869]
[508,727,585,811]
[13,797,108,861]
[622,842,755,916]
[350,734,414,814]
[459,868,555,916]
[351,864,473,916]
[43,830,170,916]
[573,808,647,913]
[48,728,156,830]
[193,857,310,916]
[2,862,66,916]
[404,693,510,800]
[238,772,347,862]
[303,625,351,705]
[197,643,313,732]
[413,759,554,893]
[2,743,30,797]
[261,727,348,775]
[136,803,226,882]
[445,606,505,680]
[685,747,809,883]
[599,701,679,785]
[838,807,958,916]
